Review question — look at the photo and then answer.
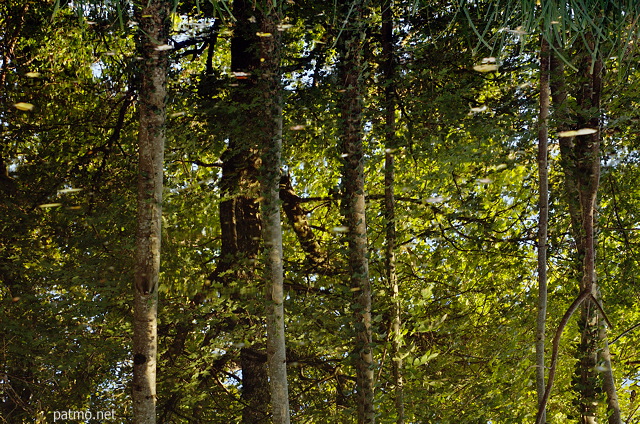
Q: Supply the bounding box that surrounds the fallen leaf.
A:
[57,188,82,194]
[470,105,488,113]
[558,128,597,137]
[332,226,349,233]
[473,64,499,72]
[14,102,34,111]
[424,197,445,203]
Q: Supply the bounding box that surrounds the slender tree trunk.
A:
[381,1,403,423]
[132,1,170,423]
[258,3,290,423]
[598,290,622,424]
[535,35,550,424]
[338,2,375,423]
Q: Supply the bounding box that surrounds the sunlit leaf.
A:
[25,72,41,78]
[57,188,82,194]
[256,32,272,37]
[332,226,349,233]
[469,105,487,113]
[558,128,597,137]
[424,197,445,203]
[473,64,499,72]
[13,102,34,111]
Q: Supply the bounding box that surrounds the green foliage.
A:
[2,1,640,423]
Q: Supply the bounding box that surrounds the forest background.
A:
[2,0,640,423]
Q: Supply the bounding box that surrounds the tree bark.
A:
[535,35,550,424]
[599,301,622,424]
[132,1,170,423]
[210,2,271,422]
[382,1,403,423]
[338,1,375,423]
[257,3,291,423]
[549,35,621,424]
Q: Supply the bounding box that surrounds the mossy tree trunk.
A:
[381,1,403,422]
[338,1,375,423]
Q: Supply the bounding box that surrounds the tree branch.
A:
[535,289,593,424]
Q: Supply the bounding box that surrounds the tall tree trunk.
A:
[257,3,290,423]
[212,1,270,422]
[132,1,170,423]
[338,2,375,423]
[550,35,621,424]
[381,1,403,423]
[535,35,550,424]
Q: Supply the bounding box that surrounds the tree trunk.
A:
[210,1,270,421]
[338,1,375,423]
[598,290,622,424]
[257,3,291,423]
[382,1,403,423]
[550,35,621,424]
[535,35,550,424]
[132,1,170,423]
